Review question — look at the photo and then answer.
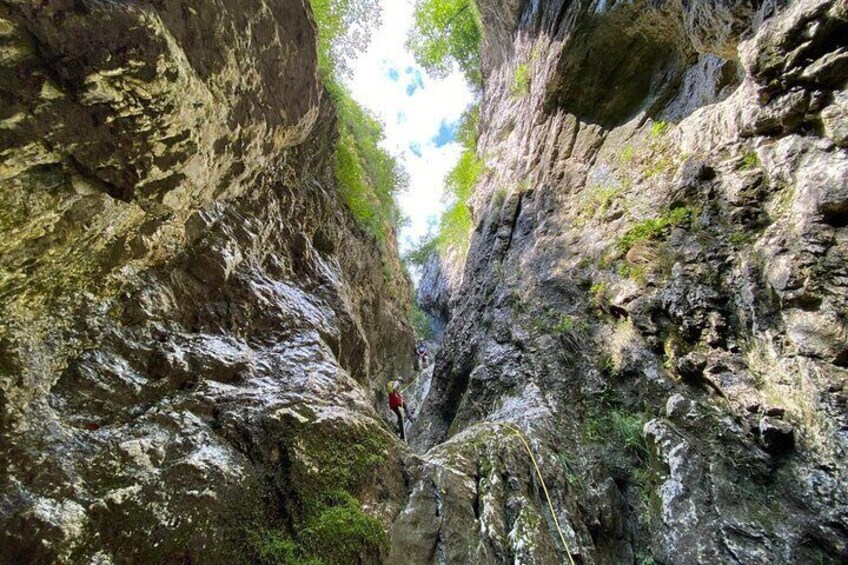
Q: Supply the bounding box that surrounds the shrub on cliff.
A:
[327,81,407,243]
[410,301,436,340]
[439,147,481,253]
[404,233,439,267]
[309,0,408,244]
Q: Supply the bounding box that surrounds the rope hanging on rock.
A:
[501,422,577,565]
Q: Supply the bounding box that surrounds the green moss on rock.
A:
[286,420,389,517]
[301,491,388,564]
[262,416,394,564]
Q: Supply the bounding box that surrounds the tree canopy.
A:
[310,0,381,77]
[407,0,483,86]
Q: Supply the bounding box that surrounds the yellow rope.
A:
[501,422,576,565]
[394,373,573,562]
[400,366,428,393]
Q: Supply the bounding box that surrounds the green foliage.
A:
[250,529,322,565]
[645,152,676,178]
[404,106,481,262]
[533,309,589,343]
[728,230,753,246]
[252,422,391,564]
[556,453,588,493]
[618,219,667,250]
[404,234,439,267]
[436,104,483,254]
[446,149,483,204]
[586,410,649,463]
[740,150,760,170]
[617,206,696,251]
[585,184,623,218]
[309,0,381,77]
[287,422,389,519]
[609,411,649,461]
[511,63,531,98]
[438,162,476,252]
[530,44,542,62]
[301,492,388,563]
[250,492,386,564]
[456,102,480,146]
[590,281,608,309]
[326,82,407,244]
[650,120,670,138]
[410,301,435,340]
[407,0,483,85]
[618,263,648,284]
[620,144,635,164]
[551,314,577,334]
[308,2,407,247]
[589,282,607,297]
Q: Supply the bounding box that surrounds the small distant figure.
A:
[387,379,414,441]
[416,340,430,369]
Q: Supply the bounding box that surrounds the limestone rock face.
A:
[417,250,464,335]
[409,0,848,563]
[1,0,414,562]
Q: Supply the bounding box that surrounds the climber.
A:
[387,379,414,441]
[416,341,429,368]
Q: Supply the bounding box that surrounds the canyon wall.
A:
[0,0,414,561]
[411,0,847,562]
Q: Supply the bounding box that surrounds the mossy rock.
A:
[250,491,388,565]
[300,492,388,564]
[257,413,400,564]
[281,416,391,518]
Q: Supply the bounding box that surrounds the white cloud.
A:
[343,0,475,253]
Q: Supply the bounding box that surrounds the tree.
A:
[407,0,482,86]
[309,0,382,77]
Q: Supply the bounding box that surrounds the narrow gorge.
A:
[1,0,846,564]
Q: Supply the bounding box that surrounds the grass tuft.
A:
[650,120,670,138]
[511,62,531,98]
[617,206,696,251]
[621,144,635,164]
[740,150,760,170]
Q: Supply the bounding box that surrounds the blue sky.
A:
[345,0,474,252]
[432,119,460,147]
